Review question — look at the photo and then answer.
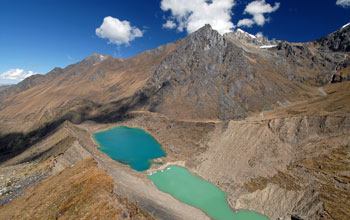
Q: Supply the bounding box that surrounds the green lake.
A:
[148,165,269,220]
[93,126,166,171]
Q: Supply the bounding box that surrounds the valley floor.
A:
[1,109,349,220]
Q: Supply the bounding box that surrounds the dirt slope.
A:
[0,44,176,134]
[0,158,156,220]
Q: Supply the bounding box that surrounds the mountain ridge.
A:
[316,22,350,52]
[0,24,349,133]
[1,22,348,101]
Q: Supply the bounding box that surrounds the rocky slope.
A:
[0,43,176,135]
[0,158,156,220]
[316,23,350,52]
[90,109,349,220]
[0,23,349,220]
[0,24,348,135]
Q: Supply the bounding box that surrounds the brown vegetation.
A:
[0,158,156,220]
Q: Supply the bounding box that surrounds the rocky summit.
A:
[0,24,349,220]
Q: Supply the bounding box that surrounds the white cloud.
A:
[0,69,37,81]
[96,16,143,46]
[163,20,177,29]
[160,0,235,35]
[237,18,254,27]
[336,0,350,7]
[238,0,280,27]
[256,32,264,38]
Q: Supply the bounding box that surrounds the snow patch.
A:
[260,45,277,49]
[92,55,108,66]
[248,33,257,39]
[99,55,107,61]
[342,22,350,29]
[236,28,256,39]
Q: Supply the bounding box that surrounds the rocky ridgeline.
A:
[316,23,350,52]
[0,23,349,129]
[80,53,110,67]
[0,53,110,101]
[143,24,340,120]
[224,28,280,48]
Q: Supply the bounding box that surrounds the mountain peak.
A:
[316,22,350,52]
[194,24,213,32]
[88,52,101,57]
[81,53,110,66]
[202,24,213,30]
[170,24,225,53]
[190,24,217,37]
[224,29,279,48]
[85,53,108,60]
[236,28,257,39]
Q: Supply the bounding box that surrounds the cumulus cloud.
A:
[237,18,254,27]
[256,32,264,38]
[0,69,37,81]
[238,0,280,27]
[96,16,143,46]
[163,20,177,29]
[160,0,235,35]
[336,0,350,7]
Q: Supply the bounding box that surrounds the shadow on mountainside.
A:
[0,90,153,164]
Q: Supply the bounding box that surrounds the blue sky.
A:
[0,0,349,84]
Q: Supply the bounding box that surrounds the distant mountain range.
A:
[0,85,11,93]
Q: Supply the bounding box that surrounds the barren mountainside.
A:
[0,24,349,132]
[0,24,349,220]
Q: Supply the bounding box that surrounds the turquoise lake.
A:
[93,126,166,171]
[148,165,269,220]
[94,126,268,220]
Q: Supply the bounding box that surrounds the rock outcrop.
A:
[316,23,350,52]
[224,28,280,47]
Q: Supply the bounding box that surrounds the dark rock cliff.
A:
[316,23,350,52]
